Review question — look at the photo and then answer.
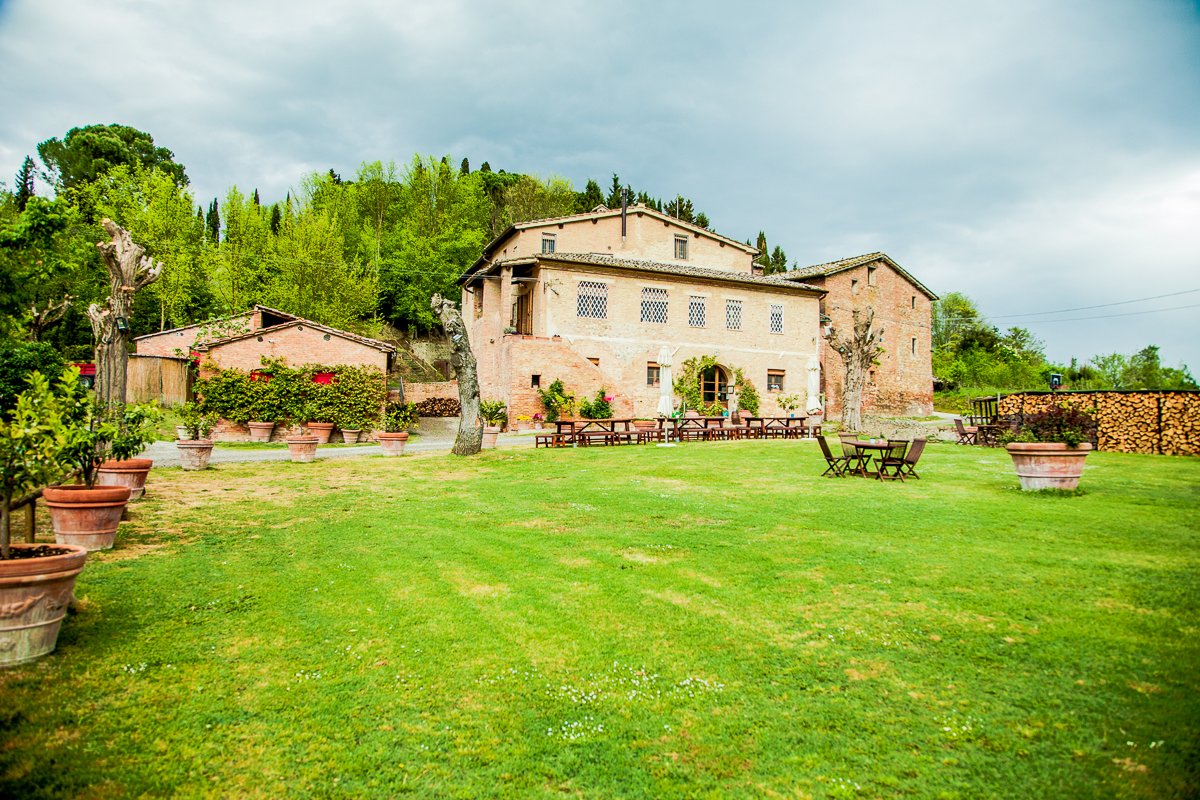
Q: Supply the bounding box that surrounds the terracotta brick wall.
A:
[404,382,459,404]
[814,259,933,416]
[200,326,388,375]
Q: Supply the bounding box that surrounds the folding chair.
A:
[876,440,909,481]
[900,437,927,479]
[838,435,869,477]
[953,418,978,445]
[817,436,849,477]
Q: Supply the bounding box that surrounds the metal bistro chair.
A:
[876,439,910,481]
[817,435,850,477]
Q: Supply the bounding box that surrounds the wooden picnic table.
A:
[743,416,807,439]
[666,416,728,441]
[552,418,635,446]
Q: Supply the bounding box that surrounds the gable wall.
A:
[199,325,387,375]
[135,312,257,357]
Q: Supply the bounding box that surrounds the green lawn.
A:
[2,441,1197,798]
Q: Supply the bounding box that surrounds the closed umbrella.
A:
[806,355,823,413]
[657,345,675,417]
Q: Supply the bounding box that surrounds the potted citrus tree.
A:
[479,399,507,449]
[176,401,219,471]
[378,401,418,456]
[1002,403,1096,491]
[0,370,89,666]
[95,401,164,500]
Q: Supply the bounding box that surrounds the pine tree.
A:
[206,198,220,243]
[575,179,604,212]
[13,156,35,211]
[460,157,470,175]
[695,212,710,230]
[480,161,492,173]
[606,174,624,208]
[769,245,788,275]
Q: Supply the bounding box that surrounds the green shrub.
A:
[578,389,613,419]
[536,379,574,422]
[179,401,219,440]
[194,360,386,429]
[479,399,507,428]
[383,401,419,432]
[0,341,66,416]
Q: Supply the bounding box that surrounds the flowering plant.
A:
[532,412,543,421]
[516,414,532,422]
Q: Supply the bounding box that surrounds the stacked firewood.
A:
[999,391,1199,456]
[414,397,461,417]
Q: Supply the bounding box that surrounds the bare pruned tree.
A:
[27,294,73,341]
[826,307,884,433]
[87,220,163,407]
[431,293,482,455]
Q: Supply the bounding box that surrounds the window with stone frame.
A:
[641,287,668,324]
[577,281,608,319]
[769,304,784,334]
[542,234,556,254]
[767,370,785,392]
[647,363,660,386]
[725,299,742,330]
[688,295,706,328]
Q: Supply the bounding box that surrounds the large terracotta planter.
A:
[481,426,501,450]
[175,425,189,440]
[286,436,319,463]
[340,429,361,444]
[377,431,409,456]
[1006,442,1092,491]
[0,543,88,667]
[247,421,275,442]
[44,484,131,551]
[306,422,335,444]
[177,440,215,471]
[96,457,153,500]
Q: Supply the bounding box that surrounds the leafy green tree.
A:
[37,124,187,193]
[499,175,577,228]
[210,186,272,315]
[575,179,604,213]
[768,245,788,275]
[205,198,220,243]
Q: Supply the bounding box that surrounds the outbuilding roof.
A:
[193,318,395,354]
[783,252,938,300]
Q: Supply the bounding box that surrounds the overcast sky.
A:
[2,0,1197,370]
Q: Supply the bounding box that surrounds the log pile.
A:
[414,397,461,417]
[999,391,1200,456]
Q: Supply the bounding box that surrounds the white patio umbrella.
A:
[656,345,675,417]
[806,355,823,413]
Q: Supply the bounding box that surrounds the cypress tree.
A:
[13,156,35,210]
[252,188,260,205]
[480,161,492,173]
[269,204,282,234]
[206,198,220,243]
[460,157,470,175]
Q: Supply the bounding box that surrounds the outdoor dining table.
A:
[846,439,895,477]
[666,416,727,442]
[743,416,807,439]
[554,418,635,446]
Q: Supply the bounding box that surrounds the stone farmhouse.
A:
[783,253,937,416]
[458,205,827,420]
[134,304,395,375]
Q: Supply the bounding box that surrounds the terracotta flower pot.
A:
[1006,442,1092,491]
[481,426,501,449]
[340,429,361,444]
[306,422,334,444]
[286,436,319,463]
[377,431,409,456]
[0,543,88,667]
[43,484,131,552]
[177,440,215,471]
[247,421,275,442]
[96,457,153,500]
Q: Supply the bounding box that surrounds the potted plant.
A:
[246,375,279,442]
[479,399,507,449]
[1001,403,1096,491]
[378,401,418,456]
[176,401,219,471]
[95,401,164,500]
[45,382,149,551]
[777,394,802,417]
[532,412,544,431]
[303,383,336,444]
[0,370,89,666]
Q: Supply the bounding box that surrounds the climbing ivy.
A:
[673,355,760,416]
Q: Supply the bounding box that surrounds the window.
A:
[911,337,917,355]
[911,295,917,309]
[851,279,859,294]
[868,369,876,384]
[647,363,660,386]
[541,234,556,254]
[577,281,607,318]
[867,266,877,286]
[674,235,688,260]
[688,295,706,328]
[641,287,668,324]
[769,304,784,334]
[767,370,784,392]
[725,299,742,330]
[531,374,541,388]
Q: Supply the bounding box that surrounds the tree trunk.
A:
[826,307,884,434]
[27,295,72,342]
[431,294,482,455]
[88,219,164,407]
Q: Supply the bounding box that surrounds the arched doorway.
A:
[700,364,730,405]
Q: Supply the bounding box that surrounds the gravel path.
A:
[146,431,538,468]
